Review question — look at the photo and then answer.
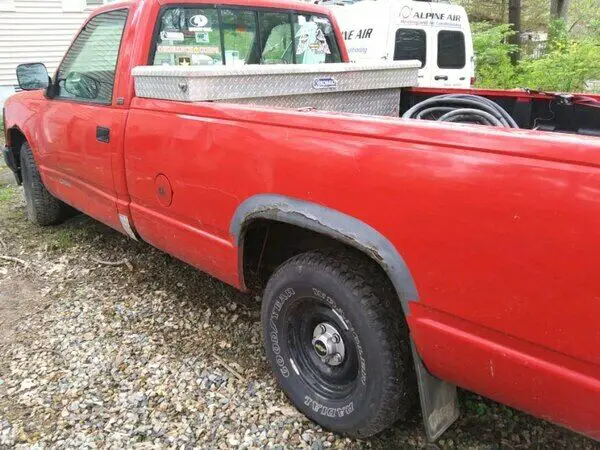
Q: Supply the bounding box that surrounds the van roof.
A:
[327,0,467,14]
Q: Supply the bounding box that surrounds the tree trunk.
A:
[508,0,522,64]
[551,0,570,21]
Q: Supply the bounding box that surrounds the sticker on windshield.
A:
[160,31,184,42]
[313,17,333,33]
[178,56,191,66]
[189,14,209,31]
[191,54,216,65]
[156,45,220,55]
[296,24,331,55]
[195,31,209,44]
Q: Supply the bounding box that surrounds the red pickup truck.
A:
[3,0,600,442]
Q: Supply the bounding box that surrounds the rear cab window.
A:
[153,8,223,66]
[151,6,342,66]
[437,30,466,69]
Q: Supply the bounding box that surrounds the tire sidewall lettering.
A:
[268,287,295,378]
[304,395,355,418]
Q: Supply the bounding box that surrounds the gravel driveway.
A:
[0,160,598,449]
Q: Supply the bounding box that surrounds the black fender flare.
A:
[229,194,419,315]
[4,126,29,185]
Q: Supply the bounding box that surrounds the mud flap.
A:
[411,338,460,441]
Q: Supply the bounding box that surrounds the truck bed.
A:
[133,64,600,137]
[403,87,600,137]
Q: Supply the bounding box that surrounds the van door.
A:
[428,4,471,87]
[330,2,389,63]
[430,29,468,87]
[390,2,432,86]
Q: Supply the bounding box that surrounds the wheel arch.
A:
[231,195,459,440]
[230,194,419,316]
[5,126,31,185]
[6,126,28,150]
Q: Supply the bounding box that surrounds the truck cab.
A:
[328,0,475,88]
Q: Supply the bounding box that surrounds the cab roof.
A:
[96,0,334,17]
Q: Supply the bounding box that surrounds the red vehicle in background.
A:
[3,0,600,442]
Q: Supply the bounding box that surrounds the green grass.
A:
[48,229,75,250]
[0,186,13,203]
[465,397,489,416]
[0,115,5,147]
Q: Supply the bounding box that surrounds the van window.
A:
[394,29,426,68]
[437,30,465,69]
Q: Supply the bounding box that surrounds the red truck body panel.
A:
[4,0,600,441]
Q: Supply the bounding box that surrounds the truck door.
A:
[37,9,129,230]
[428,4,470,88]
[390,2,432,86]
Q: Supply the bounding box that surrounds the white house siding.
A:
[0,0,103,106]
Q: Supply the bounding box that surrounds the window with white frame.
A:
[0,0,16,12]
[62,0,115,12]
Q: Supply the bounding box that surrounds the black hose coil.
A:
[403,94,519,128]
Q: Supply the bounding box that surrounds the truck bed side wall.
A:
[124,98,600,438]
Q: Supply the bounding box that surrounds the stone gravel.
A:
[0,173,598,449]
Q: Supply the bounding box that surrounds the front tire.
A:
[261,250,415,438]
[20,142,70,226]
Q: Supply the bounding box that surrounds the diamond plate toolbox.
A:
[132,62,420,116]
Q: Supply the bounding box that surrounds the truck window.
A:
[437,30,466,69]
[56,9,128,104]
[152,7,223,67]
[294,14,341,64]
[150,7,342,66]
[221,9,259,66]
[260,12,294,64]
[394,28,426,68]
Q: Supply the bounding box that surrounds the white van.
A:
[326,0,475,88]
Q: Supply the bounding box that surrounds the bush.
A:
[547,19,568,52]
[471,20,600,93]
[471,23,518,89]
[517,40,600,92]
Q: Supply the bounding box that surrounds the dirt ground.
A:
[0,154,598,449]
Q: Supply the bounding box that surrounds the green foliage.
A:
[517,39,600,91]
[547,18,568,51]
[568,0,600,38]
[465,398,489,416]
[0,186,13,203]
[472,23,518,88]
[471,19,600,92]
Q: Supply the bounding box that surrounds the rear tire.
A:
[261,250,415,438]
[20,142,71,226]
